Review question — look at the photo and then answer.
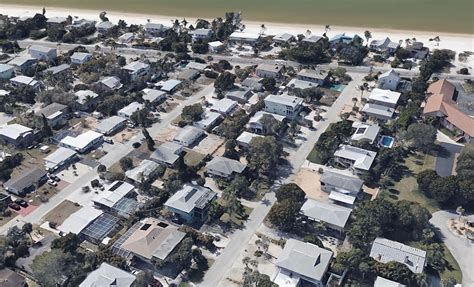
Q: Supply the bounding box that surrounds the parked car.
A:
[14,199,28,208]
[132,142,141,148]
[47,179,57,186]
[8,203,21,211]
[104,138,114,144]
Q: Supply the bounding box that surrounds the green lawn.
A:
[388,152,440,213]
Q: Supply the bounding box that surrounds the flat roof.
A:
[265,94,303,108]
[0,123,32,140]
[369,88,401,105]
[93,181,135,208]
[60,130,103,151]
[361,103,395,118]
[59,205,103,235]
[229,31,260,40]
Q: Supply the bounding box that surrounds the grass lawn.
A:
[388,152,440,213]
[184,150,206,167]
[306,148,323,164]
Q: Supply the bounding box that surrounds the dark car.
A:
[14,199,28,208]
[132,142,141,149]
[8,203,21,211]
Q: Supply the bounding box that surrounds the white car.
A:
[47,179,57,186]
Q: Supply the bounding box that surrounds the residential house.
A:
[35,102,69,128]
[95,116,127,135]
[44,147,77,172]
[186,61,208,72]
[71,52,93,65]
[59,130,104,153]
[164,184,217,223]
[300,199,352,232]
[206,156,246,179]
[422,79,474,142]
[287,78,319,90]
[374,277,406,287]
[93,181,139,217]
[320,169,364,206]
[150,141,184,167]
[303,35,323,44]
[0,64,14,79]
[157,79,182,94]
[177,69,200,81]
[368,88,401,108]
[236,131,263,149]
[274,239,333,287]
[211,98,238,115]
[7,56,36,72]
[406,42,429,59]
[113,218,186,263]
[10,75,41,90]
[351,121,381,144]
[96,21,115,33]
[194,110,222,131]
[273,33,294,44]
[79,263,136,287]
[173,126,204,147]
[370,237,427,274]
[0,123,34,148]
[264,94,303,120]
[74,90,99,111]
[225,88,253,104]
[241,77,263,92]
[0,268,27,287]
[247,111,285,134]
[122,61,150,80]
[208,41,225,53]
[43,64,70,77]
[118,32,135,44]
[361,103,395,121]
[118,102,144,119]
[3,168,47,196]
[377,69,401,91]
[255,63,284,79]
[370,37,400,54]
[297,69,330,85]
[228,31,260,44]
[145,22,169,36]
[46,17,67,27]
[192,28,212,41]
[334,145,377,172]
[100,76,123,91]
[329,33,356,46]
[67,19,96,32]
[125,159,161,184]
[28,45,57,62]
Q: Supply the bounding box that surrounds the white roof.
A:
[334,145,377,171]
[208,41,223,47]
[123,61,149,72]
[369,88,401,105]
[119,32,134,41]
[142,88,166,102]
[158,79,182,92]
[95,116,126,134]
[249,111,285,124]
[236,131,263,145]
[165,184,216,213]
[59,205,103,235]
[186,62,208,71]
[125,159,160,182]
[93,181,135,208]
[192,28,212,36]
[47,17,67,24]
[361,103,395,118]
[195,110,221,129]
[0,64,14,73]
[379,69,401,80]
[0,124,32,140]
[7,56,36,67]
[97,21,114,29]
[71,52,92,62]
[273,33,294,42]
[29,45,55,54]
[370,238,427,274]
[10,75,38,86]
[173,126,204,146]
[118,102,144,117]
[211,98,238,114]
[351,122,381,144]
[287,78,319,90]
[75,90,99,104]
[101,76,122,89]
[79,263,136,287]
[374,277,406,287]
[301,199,352,228]
[44,147,77,170]
[229,31,260,41]
[60,130,103,151]
[265,94,303,108]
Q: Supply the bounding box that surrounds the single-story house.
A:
[118,32,135,44]
[74,90,99,111]
[70,52,93,65]
[206,156,246,179]
[361,103,395,121]
[320,169,364,206]
[194,110,222,131]
[100,76,123,91]
[67,19,96,31]
[211,98,238,115]
[7,56,37,72]
[44,147,77,172]
[255,63,284,79]
[122,61,150,80]
[43,63,70,76]
[10,75,41,90]
[370,37,400,53]
[79,263,136,287]
[228,31,261,44]
[186,61,208,72]
[142,88,167,104]
[273,33,294,44]
[0,64,14,79]
[334,145,377,172]
[58,205,103,235]
[125,159,161,184]
[95,116,127,135]
[225,88,253,104]
[264,94,303,120]
[377,69,401,91]
[329,33,356,46]
[374,277,406,287]
[208,41,225,53]
[173,126,204,147]
[92,181,139,217]
[35,102,69,128]
[368,88,401,108]
[287,78,319,90]
[113,218,186,263]
[370,237,427,274]
[59,130,103,153]
[0,123,34,148]
[46,17,67,27]
[3,168,47,196]
[164,184,217,223]
[422,79,474,142]
[236,131,263,149]
[241,77,263,92]
[118,102,144,119]
[300,199,352,232]
[303,35,323,44]
[351,122,381,144]
[297,69,330,85]
[406,42,429,59]
[28,45,57,62]
[177,69,200,82]
[247,111,285,134]
[157,79,182,94]
[96,21,115,33]
[274,239,333,287]
[150,141,184,167]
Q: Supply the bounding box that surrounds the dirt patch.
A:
[112,127,138,143]
[293,168,328,201]
[154,126,179,142]
[193,134,225,155]
[43,200,81,225]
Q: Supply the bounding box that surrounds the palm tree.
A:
[22,223,33,240]
[456,206,465,221]
[259,24,266,36]
[181,18,188,29]
[324,24,331,34]
[364,30,372,46]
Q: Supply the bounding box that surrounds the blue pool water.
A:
[379,136,395,148]
[329,84,346,92]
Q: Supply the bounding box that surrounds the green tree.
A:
[275,183,305,203]
[167,237,193,270]
[41,114,53,137]
[21,223,33,240]
[133,270,155,287]
[214,71,236,93]
[402,123,436,152]
[181,103,204,123]
[119,157,134,171]
[31,249,77,287]
[268,199,302,232]
[51,233,80,253]
[261,77,276,92]
[142,128,155,151]
[247,136,285,176]
[364,30,372,45]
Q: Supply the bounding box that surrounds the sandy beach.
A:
[1,4,473,56]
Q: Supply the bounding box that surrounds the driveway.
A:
[430,211,474,286]
[435,142,463,177]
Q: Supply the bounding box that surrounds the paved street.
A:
[202,73,364,286]
[430,211,474,286]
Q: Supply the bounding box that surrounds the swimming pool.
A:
[379,136,395,148]
[329,84,346,92]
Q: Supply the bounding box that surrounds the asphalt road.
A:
[430,211,474,286]
[201,73,364,286]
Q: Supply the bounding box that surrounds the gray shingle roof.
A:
[206,156,246,176]
[320,170,364,194]
[370,238,427,274]
[165,184,216,213]
[300,199,352,229]
[3,168,46,193]
[79,263,136,287]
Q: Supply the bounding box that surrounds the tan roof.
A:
[423,79,474,136]
[121,218,186,260]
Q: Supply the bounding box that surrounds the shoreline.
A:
[1,4,473,56]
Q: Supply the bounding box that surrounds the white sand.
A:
[1,4,473,56]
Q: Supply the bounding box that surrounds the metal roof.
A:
[370,238,427,274]
[300,199,352,229]
[165,184,216,213]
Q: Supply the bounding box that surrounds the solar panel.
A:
[81,213,121,242]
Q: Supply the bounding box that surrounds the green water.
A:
[1,0,473,34]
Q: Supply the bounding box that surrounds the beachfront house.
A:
[370,37,400,54]
[28,45,57,62]
[191,28,212,41]
[377,69,401,91]
[370,238,427,273]
[228,31,261,44]
[96,21,115,33]
[406,42,429,59]
[264,94,303,120]
[303,35,323,44]
[164,184,217,223]
[273,33,294,44]
[145,22,169,36]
